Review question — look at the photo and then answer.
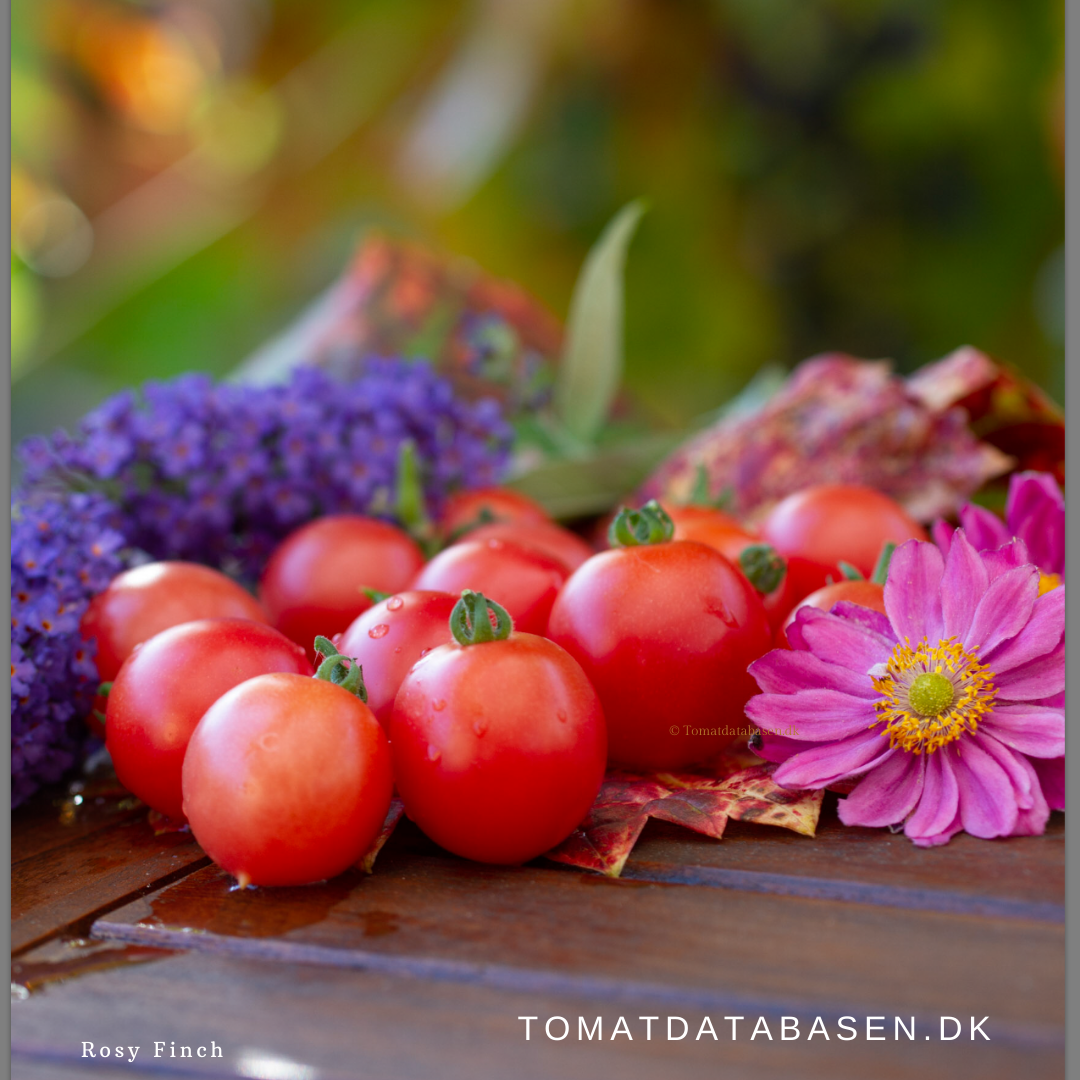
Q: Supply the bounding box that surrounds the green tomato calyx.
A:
[738,543,787,595]
[313,636,368,702]
[450,590,513,646]
[608,500,675,548]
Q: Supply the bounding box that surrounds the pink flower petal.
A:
[749,648,878,699]
[1031,756,1064,811]
[940,530,988,641]
[884,539,944,644]
[993,638,1065,701]
[972,732,1034,810]
[983,585,1064,674]
[979,704,1065,758]
[773,728,895,789]
[790,606,893,673]
[829,600,894,639]
[952,737,1019,838]
[931,518,955,555]
[752,730,812,765]
[909,807,964,848]
[751,730,812,764]
[838,750,925,828]
[1008,753,1051,837]
[958,503,1010,552]
[904,750,960,842]
[981,538,1032,580]
[744,688,876,742]
[962,563,1039,656]
[1007,472,1064,577]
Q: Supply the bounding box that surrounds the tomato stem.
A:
[608,499,674,548]
[738,543,787,595]
[870,542,897,586]
[313,636,368,702]
[449,590,513,645]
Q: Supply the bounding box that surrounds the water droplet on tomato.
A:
[486,539,504,550]
[556,711,568,724]
[472,720,488,737]
[419,648,432,658]
[386,596,404,611]
[432,699,446,712]
[426,743,441,762]
[259,732,280,751]
[393,646,402,654]
[368,624,390,639]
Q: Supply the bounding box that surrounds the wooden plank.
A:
[11,812,210,954]
[9,951,1064,1080]
[621,810,1065,921]
[92,846,1064,1032]
[11,778,146,865]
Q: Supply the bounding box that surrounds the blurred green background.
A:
[11,0,1065,446]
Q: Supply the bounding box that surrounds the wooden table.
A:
[11,774,1064,1079]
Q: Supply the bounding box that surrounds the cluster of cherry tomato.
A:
[87,482,926,888]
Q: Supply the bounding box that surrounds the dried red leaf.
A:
[907,346,1064,485]
[545,761,823,878]
[237,233,563,415]
[358,797,405,874]
[640,352,1013,525]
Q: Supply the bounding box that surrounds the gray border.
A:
[1065,0,1077,1072]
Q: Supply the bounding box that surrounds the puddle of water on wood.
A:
[138,867,366,938]
[11,938,177,996]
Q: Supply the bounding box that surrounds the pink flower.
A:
[746,532,1064,847]
[933,471,1064,579]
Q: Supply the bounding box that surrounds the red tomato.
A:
[665,506,829,634]
[391,593,606,864]
[106,619,312,821]
[665,504,751,547]
[259,515,424,657]
[761,484,927,579]
[463,520,595,571]
[81,562,270,683]
[776,579,887,648]
[336,590,458,732]
[548,511,773,770]
[438,487,549,539]
[182,671,392,887]
[411,537,569,634]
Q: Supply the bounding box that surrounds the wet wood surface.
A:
[11,781,1065,1079]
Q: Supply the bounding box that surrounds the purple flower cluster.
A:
[12,358,512,807]
[19,359,513,582]
[10,492,127,807]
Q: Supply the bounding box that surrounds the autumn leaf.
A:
[639,352,1012,525]
[545,761,823,878]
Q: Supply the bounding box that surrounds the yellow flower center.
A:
[1038,572,1061,597]
[871,637,996,755]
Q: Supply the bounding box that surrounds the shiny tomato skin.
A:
[665,504,751,547]
[438,487,550,539]
[463,520,595,571]
[336,590,458,732]
[106,619,313,821]
[391,633,606,864]
[81,562,270,683]
[411,538,569,634]
[547,541,773,770]
[259,515,424,657]
[776,579,887,648]
[182,673,392,887]
[761,484,927,579]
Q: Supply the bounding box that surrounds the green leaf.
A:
[552,200,646,445]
